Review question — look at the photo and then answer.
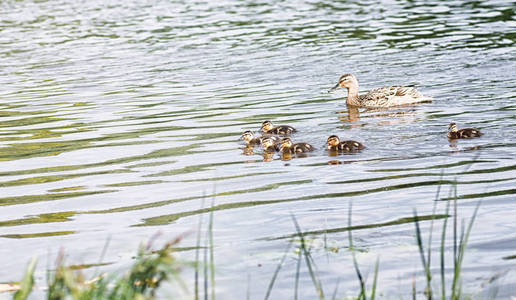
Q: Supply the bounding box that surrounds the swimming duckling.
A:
[329,73,432,108]
[240,130,281,146]
[447,122,483,139]
[261,120,296,135]
[240,130,262,146]
[279,137,315,154]
[326,135,365,152]
[262,137,280,152]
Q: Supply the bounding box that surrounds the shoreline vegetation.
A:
[1,187,499,299]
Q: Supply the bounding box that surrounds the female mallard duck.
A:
[448,122,483,139]
[260,120,296,135]
[240,131,280,146]
[326,135,365,152]
[330,73,432,108]
[279,137,315,154]
[262,137,281,152]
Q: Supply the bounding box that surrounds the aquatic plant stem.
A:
[348,202,366,300]
[291,214,325,299]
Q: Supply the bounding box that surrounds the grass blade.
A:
[209,198,216,300]
[440,200,451,300]
[348,203,366,300]
[331,278,340,300]
[264,241,293,300]
[413,209,432,299]
[291,214,325,299]
[13,258,37,300]
[370,257,380,300]
[294,243,302,300]
[195,196,206,300]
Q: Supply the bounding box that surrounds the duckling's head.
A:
[327,135,341,147]
[240,130,255,142]
[280,137,293,150]
[448,122,458,132]
[330,73,358,92]
[261,120,274,132]
[262,137,275,150]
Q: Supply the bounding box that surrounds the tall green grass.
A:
[8,184,490,300]
[12,237,185,300]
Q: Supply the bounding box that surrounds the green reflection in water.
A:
[0,145,196,178]
[441,188,516,201]
[369,160,494,172]
[104,180,166,187]
[48,186,85,192]
[0,190,116,207]
[0,231,75,239]
[0,169,130,188]
[265,214,449,241]
[0,212,76,227]
[180,172,279,182]
[329,175,515,185]
[86,179,312,216]
[146,161,250,177]
[132,179,487,227]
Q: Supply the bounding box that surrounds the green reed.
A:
[13,238,184,300]
[413,181,480,300]
[8,184,490,300]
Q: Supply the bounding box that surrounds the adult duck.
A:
[330,73,432,108]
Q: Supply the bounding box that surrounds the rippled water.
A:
[1,0,515,298]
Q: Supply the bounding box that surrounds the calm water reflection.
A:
[0,0,515,298]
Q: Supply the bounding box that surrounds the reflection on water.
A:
[0,0,515,298]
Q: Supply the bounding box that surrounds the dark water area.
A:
[0,0,515,298]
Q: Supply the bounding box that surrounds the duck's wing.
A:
[360,86,431,107]
[294,143,314,152]
[458,128,483,138]
[271,126,295,135]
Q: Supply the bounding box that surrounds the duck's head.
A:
[262,137,275,150]
[327,135,341,147]
[330,73,358,92]
[261,120,274,132]
[448,122,458,132]
[280,137,293,151]
[240,130,255,142]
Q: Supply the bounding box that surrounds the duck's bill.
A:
[329,83,340,93]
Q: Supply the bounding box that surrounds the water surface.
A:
[0,0,515,298]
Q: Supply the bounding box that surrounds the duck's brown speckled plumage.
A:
[327,135,365,152]
[261,120,296,135]
[330,73,432,108]
[447,122,483,139]
[279,137,314,154]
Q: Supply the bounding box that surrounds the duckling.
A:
[279,137,315,154]
[447,122,483,139]
[240,131,281,146]
[329,73,432,108]
[262,137,280,152]
[326,135,365,152]
[240,130,262,146]
[260,120,296,135]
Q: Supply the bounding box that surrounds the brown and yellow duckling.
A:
[260,120,297,135]
[279,137,315,154]
[262,137,281,152]
[240,130,280,146]
[240,130,262,146]
[447,122,483,139]
[326,135,365,152]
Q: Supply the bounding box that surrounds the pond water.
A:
[0,0,515,298]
